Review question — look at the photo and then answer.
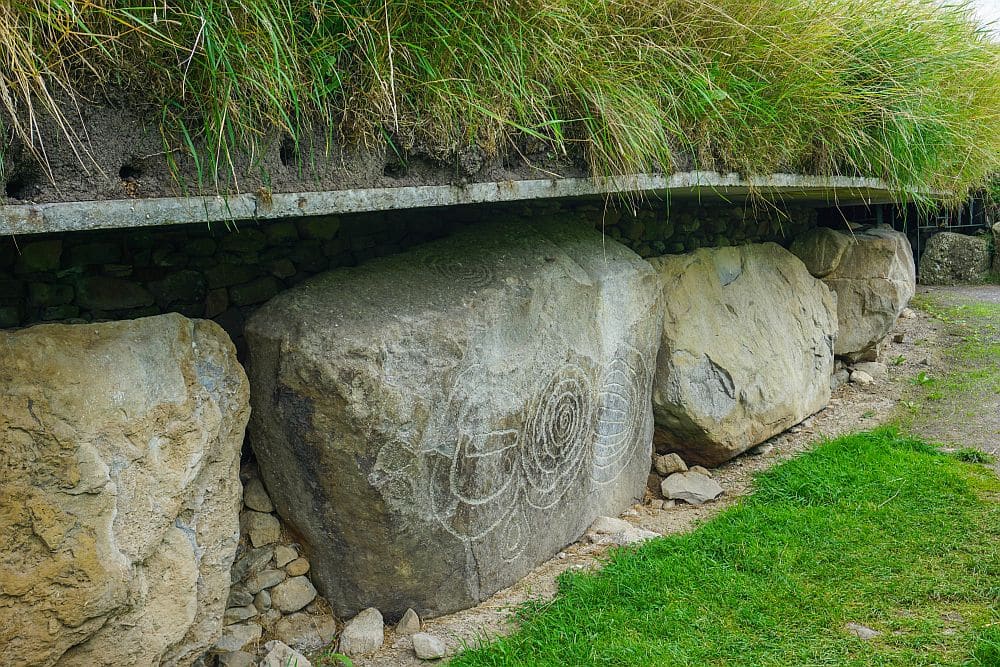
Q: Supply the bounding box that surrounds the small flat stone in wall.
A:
[261,640,312,667]
[242,511,281,547]
[396,608,421,636]
[340,608,385,656]
[274,612,338,652]
[254,590,271,612]
[412,633,448,660]
[223,605,258,625]
[227,587,254,608]
[243,478,274,513]
[661,472,723,505]
[246,569,286,594]
[231,546,274,583]
[214,622,263,652]
[274,545,298,568]
[270,576,318,613]
[285,558,310,577]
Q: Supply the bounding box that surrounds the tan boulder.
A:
[792,226,915,358]
[0,313,249,666]
[650,243,836,466]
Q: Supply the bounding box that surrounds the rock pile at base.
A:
[0,314,249,666]
[246,220,662,617]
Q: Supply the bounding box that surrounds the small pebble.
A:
[412,633,447,660]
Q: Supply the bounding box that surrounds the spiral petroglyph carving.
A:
[421,251,494,288]
[592,344,652,485]
[521,360,595,509]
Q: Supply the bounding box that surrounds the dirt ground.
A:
[336,286,1000,667]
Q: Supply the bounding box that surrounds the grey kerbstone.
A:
[246,221,661,617]
[653,453,687,476]
[274,612,338,652]
[245,569,286,594]
[242,511,281,547]
[274,545,298,568]
[919,231,992,285]
[793,226,915,357]
[270,576,317,613]
[261,640,312,667]
[790,226,851,278]
[339,608,385,656]
[661,472,724,505]
[412,633,447,660]
[243,477,274,513]
[214,623,263,652]
[649,243,836,466]
[396,608,421,635]
[286,558,310,577]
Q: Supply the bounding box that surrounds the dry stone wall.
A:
[0,199,817,341]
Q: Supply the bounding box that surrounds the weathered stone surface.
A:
[849,370,875,386]
[661,472,724,505]
[0,314,250,665]
[649,243,836,466]
[586,516,658,545]
[396,609,421,636]
[215,623,263,653]
[224,605,258,625]
[274,612,337,652]
[231,546,274,584]
[271,576,318,613]
[793,226,915,357]
[274,545,298,568]
[246,221,661,617]
[246,569,287,594]
[243,477,275,513]
[340,608,385,657]
[918,231,992,285]
[242,510,281,547]
[653,453,687,476]
[286,557,310,576]
[217,651,256,667]
[261,641,312,667]
[789,226,852,278]
[412,633,448,660]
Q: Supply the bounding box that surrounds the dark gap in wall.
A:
[5,169,40,201]
[279,137,297,167]
[119,161,144,182]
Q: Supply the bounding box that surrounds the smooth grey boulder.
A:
[792,225,915,358]
[649,243,836,466]
[0,314,249,666]
[918,231,992,285]
[661,472,723,505]
[339,608,385,657]
[246,221,662,617]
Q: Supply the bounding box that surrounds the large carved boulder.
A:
[649,243,836,466]
[791,226,915,358]
[918,231,992,285]
[0,314,249,666]
[246,221,661,618]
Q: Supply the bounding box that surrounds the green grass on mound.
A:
[2,1,999,197]
[453,428,1000,666]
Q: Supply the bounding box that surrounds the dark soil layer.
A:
[1,104,596,205]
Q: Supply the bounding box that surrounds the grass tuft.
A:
[1,0,999,199]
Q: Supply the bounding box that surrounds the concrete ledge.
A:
[1,172,905,236]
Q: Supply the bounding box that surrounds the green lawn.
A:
[453,429,1000,666]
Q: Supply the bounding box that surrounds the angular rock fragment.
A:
[661,472,724,505]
